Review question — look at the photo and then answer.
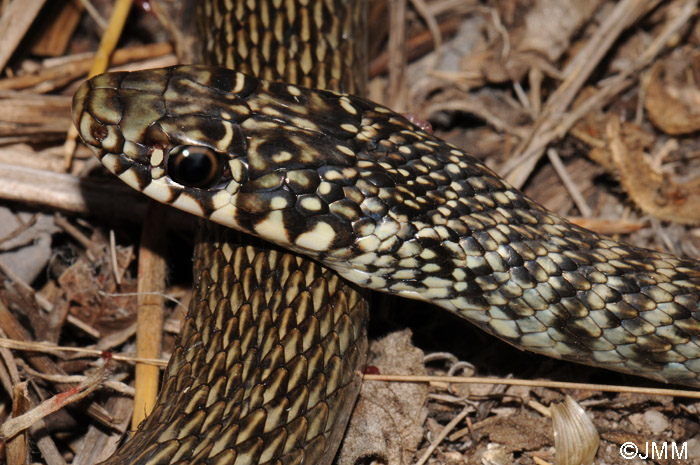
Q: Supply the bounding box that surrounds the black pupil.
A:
[168,146,222,188]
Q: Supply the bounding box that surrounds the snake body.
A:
[73,1,700,463]
[98,224,367,464]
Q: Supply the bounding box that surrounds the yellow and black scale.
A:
[72,1,700,464]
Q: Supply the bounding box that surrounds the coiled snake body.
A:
[73,1,700,464]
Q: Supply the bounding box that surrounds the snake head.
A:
[72,65,391,256]
[72,64,528,291]
[72,65,262,224]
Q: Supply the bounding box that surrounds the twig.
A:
[0,337,167,367]
[388,0,409,111]
[409,0,443,65]
[414,405,472,465]
[0,162,146,218]
[546,148,593,217]
[0,364,108,440]
[76,0,108,30]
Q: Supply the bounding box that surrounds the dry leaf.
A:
[645,46,700,135]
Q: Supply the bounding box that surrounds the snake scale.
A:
[72,1,700,464]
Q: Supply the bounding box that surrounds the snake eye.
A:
[167,145,224,189]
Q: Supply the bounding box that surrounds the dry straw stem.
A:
[545,148,593,218]
[363,374,700,399]
[58,0,171,429]
[503,0,660,185]
[382,0,446,100]
[132,202,168,428]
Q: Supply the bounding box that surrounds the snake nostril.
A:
[167,145,225,189]
[92,125,109,141]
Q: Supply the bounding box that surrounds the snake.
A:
[71,1,700,464]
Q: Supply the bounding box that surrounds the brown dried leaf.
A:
[645,46,700,135]
[607,118,700,224]
[571,87,655,174]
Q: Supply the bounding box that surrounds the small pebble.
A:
[643,410,669,435]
